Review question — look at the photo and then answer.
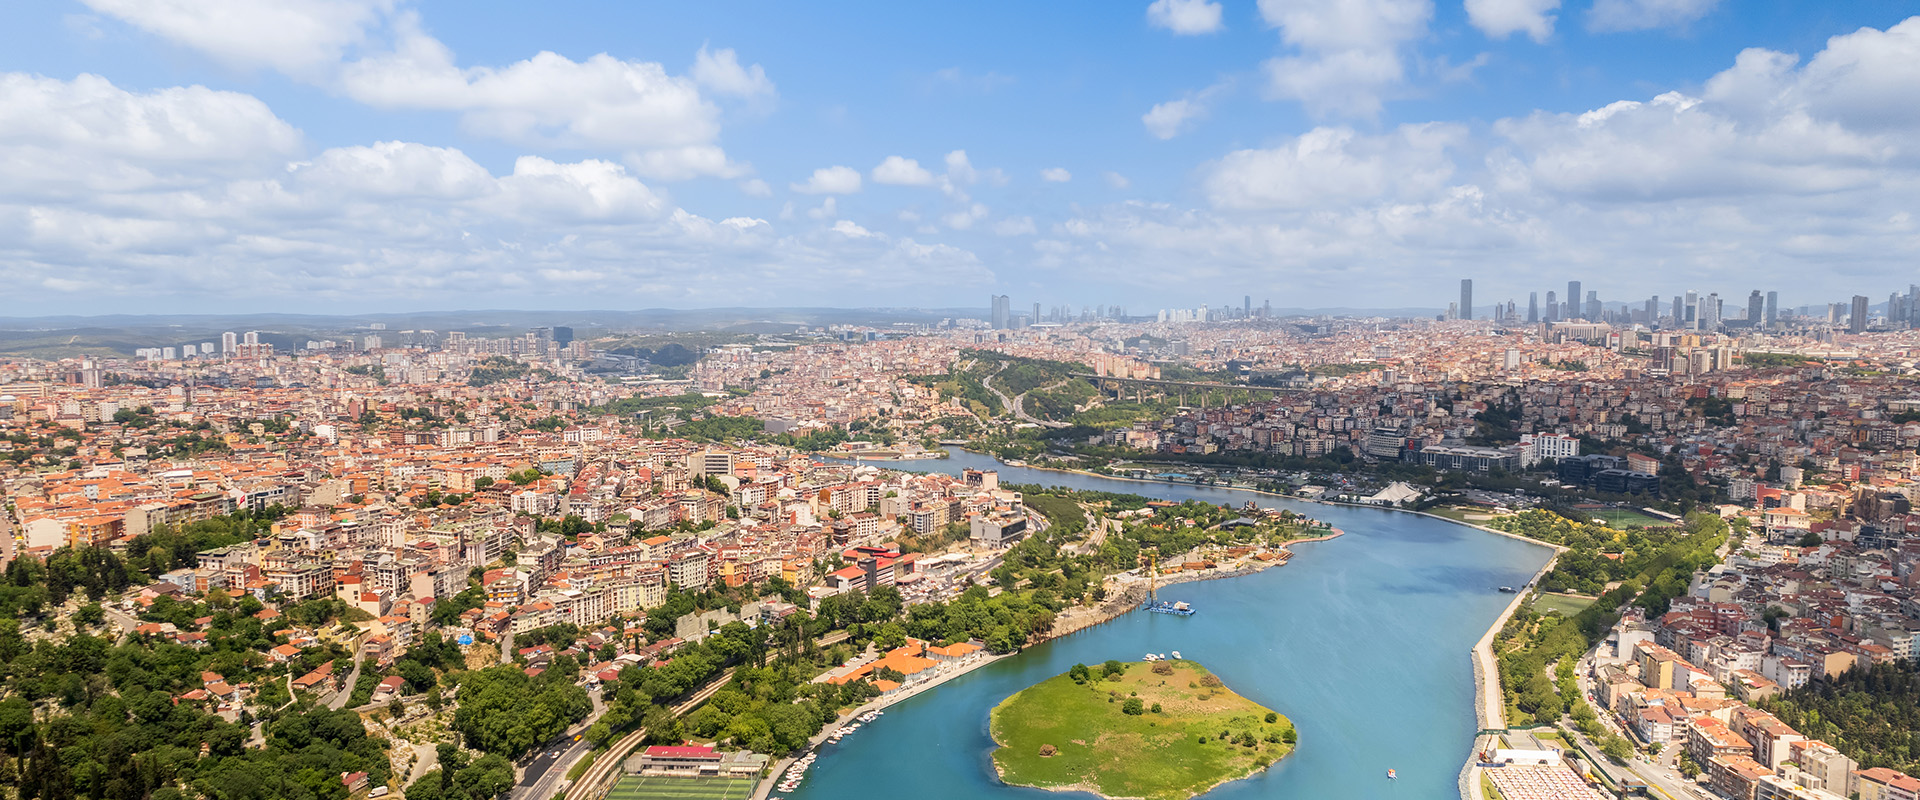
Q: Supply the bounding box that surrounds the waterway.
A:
[786,450,1555,800]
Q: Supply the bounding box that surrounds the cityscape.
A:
[6,4,1920,800]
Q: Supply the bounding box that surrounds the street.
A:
[1574,645,1709,800]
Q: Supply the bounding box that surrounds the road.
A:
[545,629,854,800]
[102,604,140,646]
[1573,645,1703,800]
[1009,377,1071,429]
[327,641,367,710]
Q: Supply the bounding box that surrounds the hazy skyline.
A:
[3,0,1919,315]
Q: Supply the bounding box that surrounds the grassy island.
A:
[990,659,1295,800]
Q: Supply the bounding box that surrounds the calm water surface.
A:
[792,451,1552,800]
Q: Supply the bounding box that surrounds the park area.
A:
[606,775,756,800]
[990,660,1295,800]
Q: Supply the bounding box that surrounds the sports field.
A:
[1531,593,1597,617]
[606,775,756,800]
[1580,508,1670,529]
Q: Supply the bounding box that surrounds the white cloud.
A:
[1143,98,1206,140]
[1587,0,1719,33]
[872,156,935,186]
[0,72,301,198]
[80,0,392,76]
[791,165,862,194]
[1203,124,1465,210]
[295,140,492,199]
[0,73,302,164]
[944,150,979,184]
[807,197,840,219]
[625,145,747,181]
[1143,82,1231,139]
[943,203,989,230]
[86,4,758,182]
[993,216,1038,236]
[1466,0,1560,42]
[342,24,715,149]
[495,156,667,221]
[831,219,878,238]
[1104,171,1132,189]
[1040,167,1072,182]
[691,45,775,97]
[1147,0,1225,35]
[1256,0,1434,117]
[0,71,1003,309]
[1040,18,1920,305]
[739,178,772,197]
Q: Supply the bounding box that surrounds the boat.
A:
[1387,769,1398,780]
[1498,586,1516,593]
[1170,651,1181,659]
[1140,552,1197,616]
[1145,600,1195,616]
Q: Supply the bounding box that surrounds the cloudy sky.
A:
[2,1,1918,316]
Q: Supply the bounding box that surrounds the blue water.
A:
[793,450,1553,800]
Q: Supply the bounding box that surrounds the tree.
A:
[1121,698,1144,715]
[1600,735,1634,763]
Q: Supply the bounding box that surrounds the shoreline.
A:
[752,651,1012,800]
[1456,549,1562,800]
[985,663,1294,800]
[847,448,1571,800]
[1034,528,1342,646]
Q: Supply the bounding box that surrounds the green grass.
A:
[1531,593,1598,617]
[990,661,1294,800]
[605,775,755,800]
[1482,772,1508,800]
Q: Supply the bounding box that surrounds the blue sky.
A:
[1,0,1918,316]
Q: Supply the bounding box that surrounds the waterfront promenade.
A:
[750,652,1010,800]
[1459,548,1563,800]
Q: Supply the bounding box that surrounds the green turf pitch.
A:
[606,775,756,800]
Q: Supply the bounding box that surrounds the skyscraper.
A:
[220,331,237,354]
[991,295,1010,329]
[1765,291,1778,326]
[1566,281,1582,319]
[1748,291,1764,324]
[1585,291,1600,322]
[1032,302,1041,326]
[1850,295,1869,333]
[1527,292,1538,323]
[1459,279,1473,321]
[1545,290,1557,322]
[1244,295,1251,317]
[1671,296,1684,326]
[1684,290,1699,328]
